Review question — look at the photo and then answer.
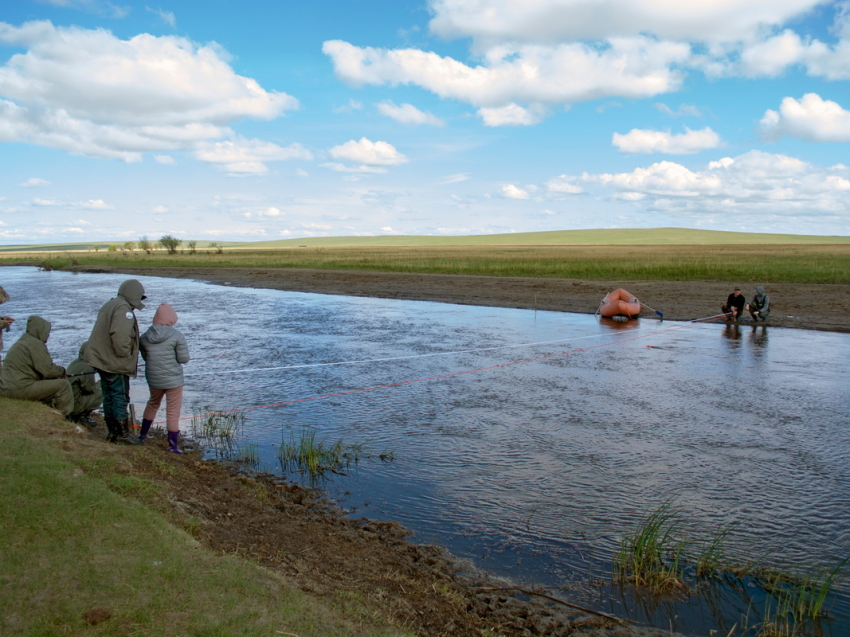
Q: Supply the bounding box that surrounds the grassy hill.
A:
[1,228,849,253]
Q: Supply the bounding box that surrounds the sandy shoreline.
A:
[70,264,850,333]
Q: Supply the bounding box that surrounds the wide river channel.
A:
[3,267,849,636]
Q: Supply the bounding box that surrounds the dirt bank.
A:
[54,422,674,637]
[72,265,850,333]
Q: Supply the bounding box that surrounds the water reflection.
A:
[2,267,849,637]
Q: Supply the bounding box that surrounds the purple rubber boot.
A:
[139,418,153,441]
[167,430,183,454]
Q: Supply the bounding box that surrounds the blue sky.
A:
[1,0,849,244]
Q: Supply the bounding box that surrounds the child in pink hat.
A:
[139,303,190,453]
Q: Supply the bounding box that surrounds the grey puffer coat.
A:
[140,324,190,389]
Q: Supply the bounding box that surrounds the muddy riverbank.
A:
[68,265,850,333]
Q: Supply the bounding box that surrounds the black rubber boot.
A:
[104,417,119,443]
[115,418,142,445]
[138,418,153,441]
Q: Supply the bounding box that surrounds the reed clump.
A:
[278,428,363,479]
[613,500,687,594]
[190,404,245,456]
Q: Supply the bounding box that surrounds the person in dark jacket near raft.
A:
[721,287,746,321]
[83,279,146,444]
[67,342,102,426]
[0,315,73,417]
[139,303,190,454]
[747,285,771,322]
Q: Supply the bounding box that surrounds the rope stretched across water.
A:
[168,312,730,425]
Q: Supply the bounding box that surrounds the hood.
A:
[754,285,765,295]
[118,279,146,310]
[78,341,88,358]
[26,315,51,342]
[144,324,176,344]
[0,285,7,305]
[153,303,178,326]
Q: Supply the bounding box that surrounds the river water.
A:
[2,267,849,635]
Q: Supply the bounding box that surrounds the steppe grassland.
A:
[6,243,850,284]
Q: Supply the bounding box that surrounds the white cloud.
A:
[152,205,169,213]
[0,21,299,160]
[245,207,284,218]
[578,150,850,220]
[613,127,723,154]
[478,103,545,126]
[321,162,387,174]
[146,6,176,27]
[438,173,470,184]
[327,137,408,171]
[376,101,444,126]
[654,103,702,118]
[323,38,690,110]
[78,199,112,210]
[19,177,50,187]
[194,137,313,175]
[333,98,363,113]
[37,0,129,18]
[32,197,60,206]
[501,184,531,199]
[427,0,825,45]
[154,154,176,164]
[720,30,850,80]
[760,93,850,142]
[545,176,584,195]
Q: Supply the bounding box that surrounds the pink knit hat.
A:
[152,303,178,326]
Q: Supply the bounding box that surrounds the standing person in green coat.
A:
[0,315,73,416]
[67,341,102,426]
[83,279,146,444]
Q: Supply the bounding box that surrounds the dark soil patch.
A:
[47,419,676,637]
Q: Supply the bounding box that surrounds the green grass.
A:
[0,396,407,636]
[2,228,849,252]
[278,428,363,479]
[613,500,687,594]
[4,242,849,284]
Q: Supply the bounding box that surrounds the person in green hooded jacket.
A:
[83,279,146,444]
[0,285,15,365]
[67,341,102,426]
[0,315,73,416]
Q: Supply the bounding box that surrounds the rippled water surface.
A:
[3,267,849,635]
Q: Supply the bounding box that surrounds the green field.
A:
[0,398,405,636]
[1,227,849,253]
[2,228,849,284]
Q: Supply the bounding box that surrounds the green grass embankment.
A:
[6,243,850,284]
[0,397,405,637]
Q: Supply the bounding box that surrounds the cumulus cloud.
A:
[376,101,444,126]
[0,21,299,161]
[78,199,112,210]
[545,176,584,195]
[325,137,407,173]
[152,205,168,213]
[323,38,690,109]
[19,177,50,187]
[501,184,530,199]
[194,137,313,174]
[427,0,825,45]
[613,127,723,154]
[760,93,850,142]
[723,30,850,80]
[154,154,176,164]
[580,150,850,219]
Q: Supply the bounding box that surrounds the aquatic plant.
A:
[190,404,245,456]
[613,501,687,594]
[694,524,736,578]
[234,443,260,471]
[277,428,362,479]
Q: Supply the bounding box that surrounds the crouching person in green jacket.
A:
[83,279,146,445]
[0,315,73,417]
[67,342,103,426]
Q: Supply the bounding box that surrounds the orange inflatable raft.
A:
[599,288,641,318]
